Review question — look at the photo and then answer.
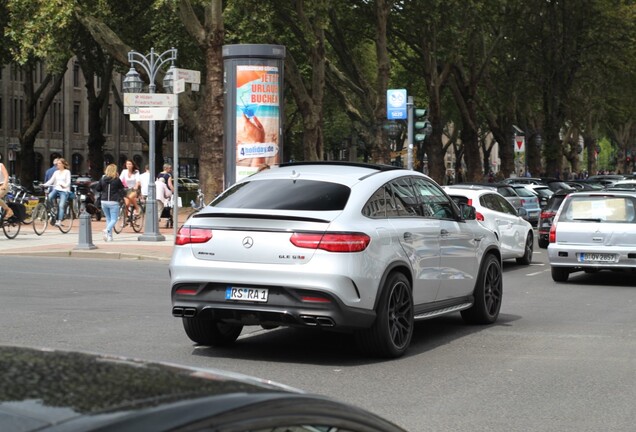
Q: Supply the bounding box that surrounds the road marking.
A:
[527,269,549,276]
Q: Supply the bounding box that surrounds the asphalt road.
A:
[1,247,635,431]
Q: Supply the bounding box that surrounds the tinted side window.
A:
[362,185,397,218]
[494,194,518,215]
[212,179,350,210]
[388,177,421,216]
[412,178,455,220]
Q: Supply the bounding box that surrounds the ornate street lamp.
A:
[123,47,177,242]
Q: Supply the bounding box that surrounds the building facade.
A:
[0,59,198,182]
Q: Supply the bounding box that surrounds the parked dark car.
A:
[538,189,570,248]
[0,346,406,432]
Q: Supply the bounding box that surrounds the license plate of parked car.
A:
[225,287,269,302]
[578,253,616,263]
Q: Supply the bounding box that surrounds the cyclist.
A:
[119,159,141,216]
[42,157,71,226]
[0,154,14,219]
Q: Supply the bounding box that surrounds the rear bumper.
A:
[171,282,376,330]
[548,245,636,269]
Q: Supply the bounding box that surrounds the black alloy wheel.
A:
[461,254,503,324]
[356,272,414,358]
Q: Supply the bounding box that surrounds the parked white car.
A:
[443,186,534,264]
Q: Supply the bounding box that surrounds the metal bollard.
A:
[75,208,97,250]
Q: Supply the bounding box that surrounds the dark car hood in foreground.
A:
[0,346,296,432]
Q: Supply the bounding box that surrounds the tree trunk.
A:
[17,62,67,187]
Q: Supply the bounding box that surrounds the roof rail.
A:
[280,161,401,172]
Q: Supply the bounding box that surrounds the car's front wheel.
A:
[461,254,502,324]
[551,266,570,282]
[356,272,413,358]
[182,317,243,346]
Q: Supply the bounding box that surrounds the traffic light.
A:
[414,108,432,142]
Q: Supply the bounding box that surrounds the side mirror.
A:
[517,207,528,217]
[459,203,476,220]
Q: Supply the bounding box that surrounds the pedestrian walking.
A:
[155,177,172,222]
[96,164,125,242]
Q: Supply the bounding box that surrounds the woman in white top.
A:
[120,159,141,214]
[42,157,71,225]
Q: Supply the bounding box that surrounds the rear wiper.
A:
[572,218,602,222]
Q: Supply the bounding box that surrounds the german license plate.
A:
[578,253,616,263]
[225,287,268,302]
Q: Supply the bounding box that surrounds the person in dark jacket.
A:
[96,164,125,242]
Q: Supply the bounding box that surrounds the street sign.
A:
[387,89,407,120]
[175,68,201,84]
[129,107,177,121]
[514,136,526,153]
[123,93,176,107]
[174,79,186,94]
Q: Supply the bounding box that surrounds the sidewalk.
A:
[0,210,188,261]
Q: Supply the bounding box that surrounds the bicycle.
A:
[0,204,21,239]
[114,197,145,234]
[32,195,75,235]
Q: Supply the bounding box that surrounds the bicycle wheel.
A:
[131,206,144,233]
[58,203,74,233]
[113,205,126,234]
[72,196,80,219]
[2,217,21,239]
[32,203,49,236]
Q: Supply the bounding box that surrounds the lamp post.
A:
[123,47,177,242]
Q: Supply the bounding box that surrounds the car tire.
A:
[538,238,549,249]
[182,317,243,346]
[516,232,534,265]
[461,254,502,324]
[551,267,570,282]
[355,272,413,359]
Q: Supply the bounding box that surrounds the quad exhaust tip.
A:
[172,307,197,318]
[299,315,335,327]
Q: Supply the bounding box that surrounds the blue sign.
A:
[387,89,407,120]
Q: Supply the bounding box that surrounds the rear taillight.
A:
[549,222,557,243]
[467,199,473,206]
[540,211,555,220]
[175,226,213,245]
[476,212,484,221]
[290,232,370,252]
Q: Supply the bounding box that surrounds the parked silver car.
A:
[171,162,503,358]
[548,190,636,282]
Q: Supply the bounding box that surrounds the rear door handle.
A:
[403,232,412,240]
[440,229,449,237]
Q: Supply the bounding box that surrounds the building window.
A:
[73,102,81,133]
[12,98,20,131]
[73,62,80,88]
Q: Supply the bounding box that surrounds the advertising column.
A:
[223,44,285,186]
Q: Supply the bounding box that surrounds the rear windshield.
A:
[497,187,517,197]
[212,179,351,211]
[513,187,536,198]
[560,196,636,223]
